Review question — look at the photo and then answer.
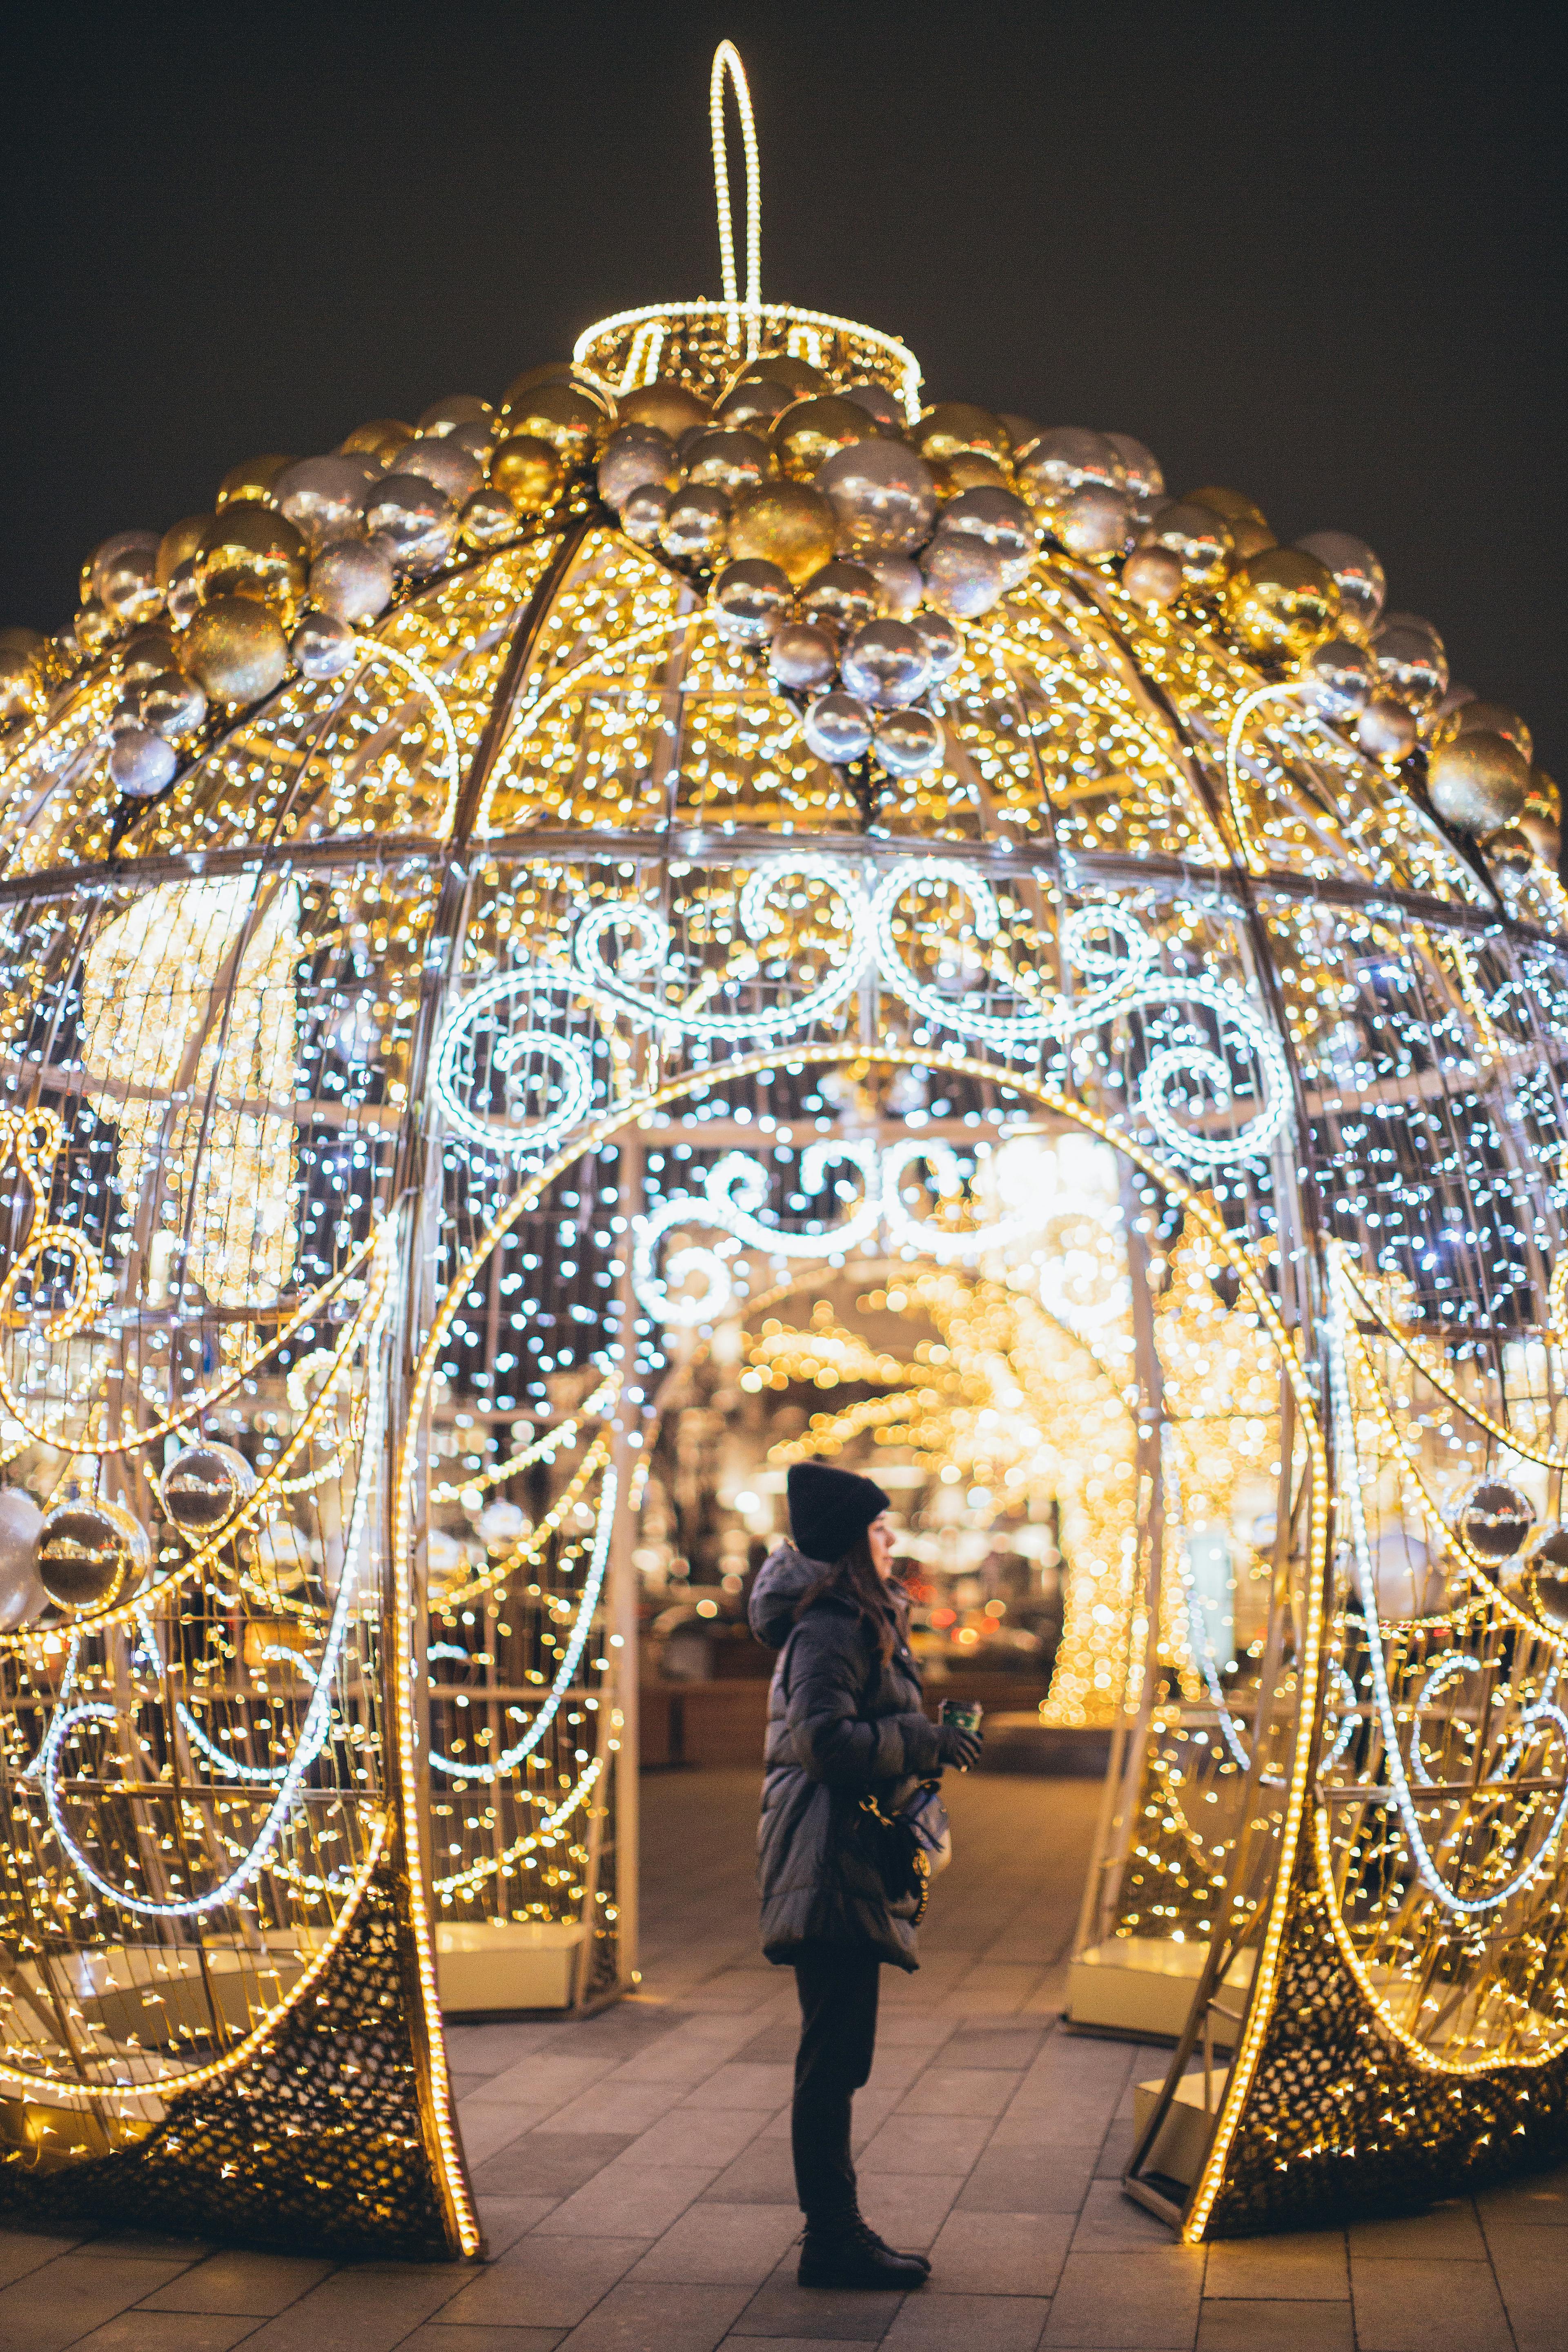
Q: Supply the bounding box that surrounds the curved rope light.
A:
[710,41,762,335]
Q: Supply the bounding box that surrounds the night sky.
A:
[2,2,1562,768]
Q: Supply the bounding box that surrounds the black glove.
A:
[935,1724,982,1772]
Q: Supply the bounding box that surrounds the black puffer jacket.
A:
[749,1541,942,1971]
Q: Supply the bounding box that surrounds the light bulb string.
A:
[710,41,762,331]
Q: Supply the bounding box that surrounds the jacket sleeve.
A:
[785,1615,941,1787]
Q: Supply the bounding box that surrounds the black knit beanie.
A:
[787,1461,891,1565]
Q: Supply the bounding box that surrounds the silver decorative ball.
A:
[1527,1524,1568,1633]
[1356,699,1419,758]
[1016,428,1127,512]
[0,1487,45,1633]
[1455,1477,1535,1576]
[109,726,177,798]
[1371,612,1448,710]
[912,610,964,682]
[461,488,519,548]
[1427,731,1530,833]
[141,668,207,740]
[874,706,944,778]
[37,1495,152,1614]
[660,484,731,567]
[684,429,772,496]
[416,394,493,439]
[769,623,838,691]
[803,692,874,764]
[866,556,924,617]
[815,438,938,558]
[841,618,933,707]
[1300,637,1377,723]
[292,612,360,681]
[798,561,880,633]
[1105,433,1164,502]
[1138,501,1232,588]
[393,435,484,506]
[921,534,1004,618]
[91,532,164,624]
[711,559,793,642]
[161,1441,257,1538]
[165,559,203,629]
[363,474,458,574]
[1056,485,1133,558]
[273,455,377,548]
[598,425,679,512]
[935,487,1038,584]
[841,381,906,428]
[120,622,177,684]
[619,482,672,548]
[1294,531,1386,633]
[309,536,396,625]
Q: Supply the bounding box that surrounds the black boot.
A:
[798,2214,930,2290]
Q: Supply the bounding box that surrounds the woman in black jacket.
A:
[748,1461,982,2291]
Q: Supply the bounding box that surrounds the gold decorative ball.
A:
[1519,766,1561,862]
[499,363,585,408]
[1427,729,1530,833]
[157,515,211,590]
[490,434,565,515]
[501,384,607,470]
[1186,484,1270,533]
[181,597,291,706]
[339,418,415,467]
[461,489,520,548]
[0,646,42,723]
[1227,517,1278,563]
[1139,500,1232,589]
[216,454,295,510]
[1225,549,1339,656]
[724,354,828,401]
[196,508,309,615]
[913,402,1011,466]
[1439,698,1533,766]
[715,377,799,431]
[727,482,837,586]
[37,1495,152,1614]
[772,395,886,481]
[1526,1524,1568,1634]
[619,380,711,440]
[935,450,1013,495]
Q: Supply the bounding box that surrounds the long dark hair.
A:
[795,1529,902,1665]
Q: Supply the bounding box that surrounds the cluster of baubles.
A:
[0,347,1555,863]
[1445,1476,1568,1635]
[0,1442,255,1632]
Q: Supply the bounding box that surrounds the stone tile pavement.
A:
[2,1767,1563,2348]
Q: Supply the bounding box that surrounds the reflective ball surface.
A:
[620,483,671,548]
[164,561,203,630]
[93,533,164,625]
[1456,1478,1536,1568]
[725,354,827,399]
[120,622,177,684]
[196,508,309,613]
[1121,546,1184,606]
[727,483,837,586]
[1016,428,1126,513]
[714,378,798,431]
[874,706,944,777]
[660,484,731,567]
[109,726,177,798]
[37,1496,152,1614]
[1300,637,1376,722]
[1427,730,1531,832]
[161,1441,257,1538]
[841,618,933,706]
[399,436,485,506]
[1056,485,1134,557]
[309,536,395,625]
[921,533,1004,617]
[339,418,415,468]
[798,561,880,633]
[141,668,208,739]
[598,425,679,510]
[0,648,42,724]
[768,622,838,690]
[711,559,793,641]
[157,516,209,590]
[416,394,492,438]
[1527,1523,1568,1633]
[866,555,924,617]
[912,609,964,681]
[683,429,771,496]
[1356,698,1419,758]
[1371,613,1448,710]
[841,381,906,428]
[501,384,606,468]
[272,456,377,548]
[1442,699,1533,766]
[1187,484,1270,531]
[460,489,519,549]
[1106,433,1164,502]
[1295,531,1386,633]
[1138,501,1232,589]
[0,1486,45,1633]
[804,691,874,764]
[181,598,291,705]
[292,611,360,681]
[1225,549,1340,656]
[816,438,938,559]
[363,474,458,573]
[773,395,885,481]
[935,486,1038,584]
[491,434,566,515]
[619,381,710,440]
[216,454,294,509]
[913,402,1011,465]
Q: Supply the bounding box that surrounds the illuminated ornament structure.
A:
[0,37,1566,2262]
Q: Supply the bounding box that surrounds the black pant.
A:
[790,1942,881,2226]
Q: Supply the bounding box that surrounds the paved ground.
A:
[1,1766,1564,2349]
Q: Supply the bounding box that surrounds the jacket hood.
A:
[748,1540,829,1650]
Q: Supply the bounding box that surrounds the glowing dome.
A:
[1,41,1566,2259]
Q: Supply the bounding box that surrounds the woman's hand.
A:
[935,1723,982,1772]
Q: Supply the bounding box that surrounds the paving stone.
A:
[445,2024,559,2073]
[556,2280,752,2350]
[1042,2247,1204,2348]
[399,2330,566,2352]
[198,2261,467,2352]
[1478,2165,1568,2232]
[537,2082,686,2136]
[680,2064,797,2111]
[855,2112,993,2175]
[138,2250,335,2314]
[1348,2200,1486,2259]
[1068,2177,1180,2251]
[933,2029,1049,2071]
[532,2163,718,2239]
[467,2057,623,2112]
[882,2293,1048,2350]
[1196,2301,1353,2352]
[700,2136,801,2207]
[437,2236,645,2330]
[896,2069,1020,2118]
[1350,2255,1513,2352]
[730,2250,906,2340]
[926,2210,1073,2297]
[957,2145,1098,2216]
[613,2107,767,2169]
[1473,2228,1568,2352]
[0,2230,83,2288]
[630,2203,804,2285]
[1203,2230,1348,2300]
[76,2234,213,2262]
[71,2319,261,2352]
[475,2202,563,2257]
[0,2254,195,2352]
[857,2172,965,2251]
[474,2131,639,2199]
